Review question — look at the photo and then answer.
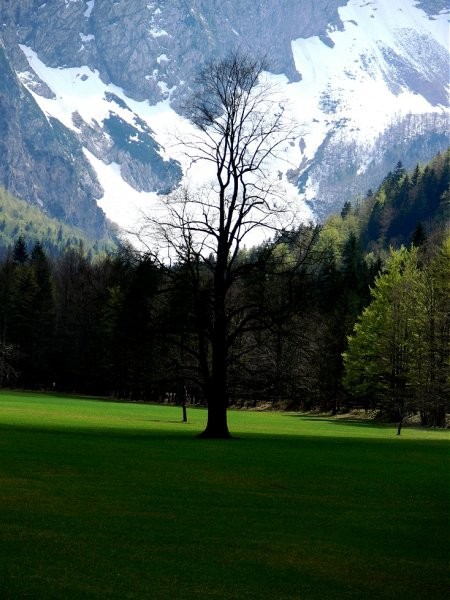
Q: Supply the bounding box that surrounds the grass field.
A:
[0,391,448,599]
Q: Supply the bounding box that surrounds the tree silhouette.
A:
[140,53,298,438]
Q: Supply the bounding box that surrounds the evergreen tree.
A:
[340,201,352,219]
[411,222,427,248]
[13,236,28,264]
[9,263,40,385]
[29,241,56,386]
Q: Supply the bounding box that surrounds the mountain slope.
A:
[0,186,116,257]
[0,42,106,237]
[363,149,450,251]
[286,0,449,218]
[0,0,448,238]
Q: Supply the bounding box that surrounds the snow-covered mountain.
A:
[0,0,448,238]
[288,0,449,218]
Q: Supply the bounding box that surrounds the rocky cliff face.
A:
[0,40,105,236]
[2,1,346,101]
[0,0,448,237]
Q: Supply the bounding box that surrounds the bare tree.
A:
[140,53,300,438]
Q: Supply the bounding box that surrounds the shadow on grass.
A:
[289,416,390,429]
[0,422,199,443]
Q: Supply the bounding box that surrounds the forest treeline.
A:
[0,186,117,259]
[0,150,448,425]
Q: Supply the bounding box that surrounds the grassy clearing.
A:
[0,392,448,599]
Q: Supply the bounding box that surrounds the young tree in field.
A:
[343,247,418,432]
[140,53,299,438]
[343,241,450,431]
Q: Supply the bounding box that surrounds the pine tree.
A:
[13,236,28,264]
[411,222,427,248]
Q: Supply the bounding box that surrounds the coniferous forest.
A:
[0,150,448,427]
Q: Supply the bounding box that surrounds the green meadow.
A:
[0,392,448,599]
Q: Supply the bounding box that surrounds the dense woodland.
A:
[0,187,117,259]
[0,150,448,426]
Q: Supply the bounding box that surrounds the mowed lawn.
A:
[0,392,448,599]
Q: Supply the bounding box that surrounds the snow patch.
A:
[157,81,170,95]
[149,27,168,38]
[79,33,95,42]
[84,149,161,234]
[84,0,95,18]
[19,45,154,134]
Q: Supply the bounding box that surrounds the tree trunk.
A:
[199,251,232,439]
[199,318,231,438]
[199,391,231,438]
